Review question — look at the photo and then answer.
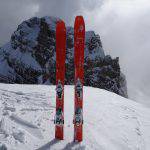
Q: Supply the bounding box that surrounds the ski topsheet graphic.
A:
[74,16,85,142]
[55,20,66,140]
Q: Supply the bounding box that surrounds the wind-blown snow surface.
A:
[0,84,150,150]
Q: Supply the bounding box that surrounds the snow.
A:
[0,57,14,78]
[1,42,42,72]
[44,16,60,31]
[85,31,105,60]
[0,83,150,150]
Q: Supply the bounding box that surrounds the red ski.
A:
[73,16,85,142]
[54,20,66,140]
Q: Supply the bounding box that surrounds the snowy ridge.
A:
[0,84,150,149]
[85,31,105,60]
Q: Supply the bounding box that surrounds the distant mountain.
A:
[0,16,127,97]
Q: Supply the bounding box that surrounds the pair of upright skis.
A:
[54,16,85,142]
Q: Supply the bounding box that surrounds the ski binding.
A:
[75,78,83,99]
[54,108,64,126]
[56,80,63,99]
[73,107,83,126]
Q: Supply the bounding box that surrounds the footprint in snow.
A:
[10,114,44,139]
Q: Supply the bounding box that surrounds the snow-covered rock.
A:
[0,84,150,149]
[0,16,127,97]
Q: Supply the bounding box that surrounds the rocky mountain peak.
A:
[0,16,127,97]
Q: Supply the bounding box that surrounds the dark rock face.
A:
[0,16,128,98]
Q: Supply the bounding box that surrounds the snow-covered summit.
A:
[0,84,150,149]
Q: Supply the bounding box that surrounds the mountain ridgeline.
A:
[0,16,127,97]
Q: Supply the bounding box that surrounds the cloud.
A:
[35,0,104,25]
[0,0,150,103]
[0,0,104,45]
[0,0,39,45]
[85,0,150,100]
[36,0,81,25]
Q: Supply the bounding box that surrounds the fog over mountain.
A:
[0,0,150,105]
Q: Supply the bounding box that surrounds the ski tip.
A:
[74,16,85,34]
[75,16,85,24]
[56,20,66,29]
[74,16,85,39]
[75,16,84,20]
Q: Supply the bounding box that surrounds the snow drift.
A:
[0,84,150,149]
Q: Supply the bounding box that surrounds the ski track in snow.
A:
[9,114,44,140]
[0,84,150,150]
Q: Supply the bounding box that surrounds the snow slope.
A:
[0,84,150,150]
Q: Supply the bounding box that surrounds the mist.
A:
[0,0,150,104]
[84,0,150,104]
[0,0,39,46]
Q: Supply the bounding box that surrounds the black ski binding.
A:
[54,108,64,126]
[73,107,83,126]
[56,80,63,99]
[75,78,83,99]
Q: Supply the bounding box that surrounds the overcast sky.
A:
[0,0,150,102]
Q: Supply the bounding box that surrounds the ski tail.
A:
[74,16,85,142]
[55,20,66,140]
